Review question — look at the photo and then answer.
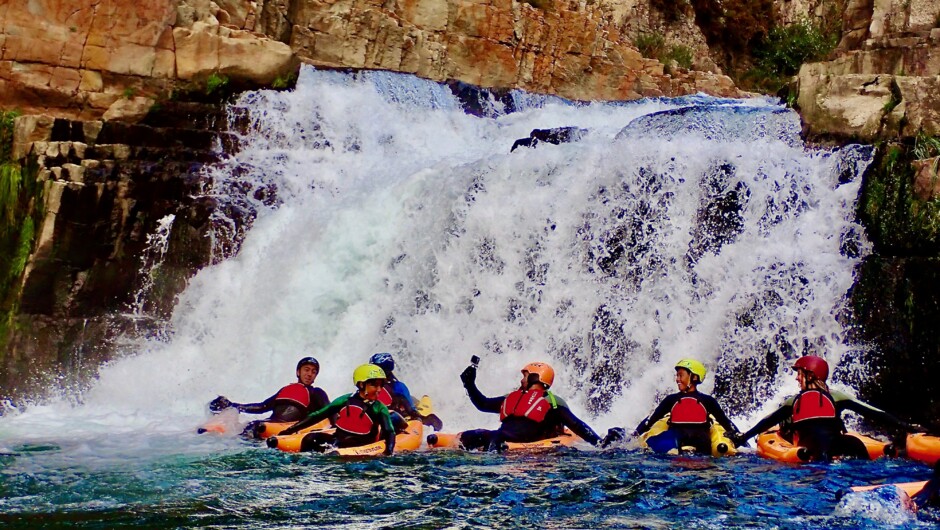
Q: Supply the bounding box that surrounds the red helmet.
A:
[522,362,555,389]
[792,355,829,382]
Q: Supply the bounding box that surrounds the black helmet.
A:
[296,356,319,371]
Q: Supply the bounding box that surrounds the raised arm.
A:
[460,364,505,413]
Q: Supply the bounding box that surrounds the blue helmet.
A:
[296,356,319,371]
[369,352,394,373]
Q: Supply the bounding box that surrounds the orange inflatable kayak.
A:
[906,433,940,466]
[756,429,894,463]
[426,429,581,451]
[267,420,423,456]
[197,414,329,439]
[851,480,928,497]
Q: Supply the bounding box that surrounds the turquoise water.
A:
[2,436,937,528]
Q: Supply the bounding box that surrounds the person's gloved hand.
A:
[601,427,626,448]
[459,365,476,386]
[208,395,232,413]
[727,432,748,448]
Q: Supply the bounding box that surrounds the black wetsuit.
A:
[634,390,740,454]
[460,375,601,451]
[236,385,330,438]
[739,389,910,461]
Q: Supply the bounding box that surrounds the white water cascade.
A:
[0,67,873,446]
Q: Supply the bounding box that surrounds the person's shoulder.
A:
[829,388,854,401]
[693,390,719,403]
[547,392,567,408]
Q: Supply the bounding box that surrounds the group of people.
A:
[209,352,924,463]
[210,352,442,455]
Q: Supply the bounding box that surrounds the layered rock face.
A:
[260,0,741,100]
[0,0,743,121]
[1,102,227,402]
[0,0,296,120]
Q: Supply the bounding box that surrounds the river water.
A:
[1,67,935,528]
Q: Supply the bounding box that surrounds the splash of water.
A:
[1,67,873,443]
[129,214,176,318]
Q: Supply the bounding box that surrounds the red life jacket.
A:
[791,389,837,423]
[335,403,377,438]
[500,388,553,422]
[275,383,310,408]
[377,387,393,407]
[669,396,709,425]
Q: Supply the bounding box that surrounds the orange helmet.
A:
[522,362,555,389]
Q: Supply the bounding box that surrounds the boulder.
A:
[174,21,295,84]
[102,97,157,123]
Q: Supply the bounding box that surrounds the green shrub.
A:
[206,73,229,95]
[742,18,838,93]
[914,132,940,160]
[753,18,837,78]
[634,34,694,70]
[634,32,667,61]
[665,44,695,69]
[0,110,18,163]
[272,72,297,90]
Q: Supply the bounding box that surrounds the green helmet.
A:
[353,364,386,386]
[675,359,706,383]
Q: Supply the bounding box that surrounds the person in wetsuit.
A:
[370,352,444,431]
[457,360,602,451]
[632,359,742,455]
[731,355,920,461]
[208,356,330,438]
[278,363,397,455]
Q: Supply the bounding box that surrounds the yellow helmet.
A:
[353,364,386,386]
[675,359,706,383]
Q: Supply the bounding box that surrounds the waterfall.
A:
[1,66,873,438]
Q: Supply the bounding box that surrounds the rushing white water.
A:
[0,67,873,448]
